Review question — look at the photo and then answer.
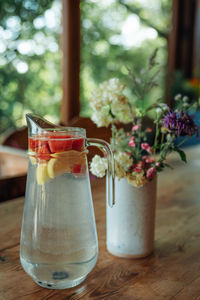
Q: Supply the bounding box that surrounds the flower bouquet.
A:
[89,50,199,187]
[88,50,199,258]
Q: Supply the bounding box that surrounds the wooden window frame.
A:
[168,0,197,78]
[61,0,80,125]
[193,0,200,78]
[61,0,199,120]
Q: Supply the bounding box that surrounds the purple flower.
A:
[163,111,198,137]
[163,111,178,131]
[177,113,198,137]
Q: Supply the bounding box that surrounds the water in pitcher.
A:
[20,114,115,289]
[20,133,98,289]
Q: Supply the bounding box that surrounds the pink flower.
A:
[147,128,152,132]
[141,143,149,150]
[146,167,156,179]
[145,158,154,164]
[134,167,142,173]
[129,140,136,147]
[134,161,143,173]
[137,161,143,168]
[141,143,152,153]
[132,124,140,131]
[129,137,136,147]
[156,162,161,167]
[142,155,147,160]
[126,132,130,137]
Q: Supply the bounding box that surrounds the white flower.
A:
[91,106,112,127]
[105,78,125,94]
[159,103,169,111]
[111,96,132,124]
[174,94,182,101]
[183,96,189,102]
[156,107,162,114]
[90,78,125,109]
[183,102,189,108]
[90,89,107,110]
[90,155,107,178]
[114,151,133,171]
[89,77,133,125]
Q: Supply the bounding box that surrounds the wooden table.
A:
[1,146,200,300]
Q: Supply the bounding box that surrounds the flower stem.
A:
[176,136,191,147]
[153,116,159,153]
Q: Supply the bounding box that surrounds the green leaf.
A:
[174,147,187,163]
[163,163,173,170]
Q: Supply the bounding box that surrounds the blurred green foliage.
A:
[0,0,171,136]
[0,0,61,136]
[80,0,172,116]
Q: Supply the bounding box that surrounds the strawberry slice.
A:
[36,142,51,160]
[29,137,38,151]
[72,164,82,174]
[37,143,50,154]
[72,138,85,151]
[48,135,73,153]
[72,163,87,177]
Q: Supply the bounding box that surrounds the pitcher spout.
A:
[26,113,58,135]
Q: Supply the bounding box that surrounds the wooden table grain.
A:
[1,146,200,300]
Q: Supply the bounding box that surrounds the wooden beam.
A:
[166,0,198,106]
[168,0,197,78]
[167,0,179,75]
[193,0,200,78]
[61,0,80,124]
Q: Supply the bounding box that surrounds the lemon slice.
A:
[48,151,87,179]
[51,150,84,159]
[36,163,50,185]
[47,158,71,179]
[51,151,69,158]
[30,156,37,165]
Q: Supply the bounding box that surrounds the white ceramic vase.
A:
[106,177,157,258]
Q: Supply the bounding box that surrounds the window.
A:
[0,0,62,136]
[80,0,172,116]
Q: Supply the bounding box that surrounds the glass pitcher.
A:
[20,114,115,289]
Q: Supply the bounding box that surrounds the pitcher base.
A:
[35,276,86,289]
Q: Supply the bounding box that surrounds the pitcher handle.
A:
[87,138,115,207]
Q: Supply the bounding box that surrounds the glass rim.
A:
[30,127,86,137]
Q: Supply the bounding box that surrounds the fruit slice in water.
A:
[30,156,37,165]
[48,135,73,153]
[72,164,82,174]
[36,140,50,152]
[29,136,51,160]
[51,150,85,161]
[49,150,87,178]
[48,158,71,179]
[29,135,85,156]
[72,138,85,151]
[36,164,50,185]
[29,137,37,151]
